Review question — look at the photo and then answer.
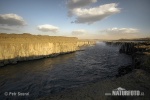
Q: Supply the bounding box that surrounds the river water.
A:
[0,42,132,100]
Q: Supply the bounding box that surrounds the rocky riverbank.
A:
[39,41,150,100]
[0,33,96,67]
[117,42,150,76]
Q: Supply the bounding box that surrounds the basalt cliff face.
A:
[0,33,95,67]
[106,41,150,75]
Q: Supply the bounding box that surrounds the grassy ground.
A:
[0,33,78,43]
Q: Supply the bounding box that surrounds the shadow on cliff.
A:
[0,51,76,67]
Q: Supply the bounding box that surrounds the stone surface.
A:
[0,33,96,67]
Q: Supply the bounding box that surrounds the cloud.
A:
[102,28,139,34]
[0,27,16,31]
[70,3,120,24]
[37,24,59,32]
[72,29,86,35]
[98,28,140,39]
[68,28,141,40]
[0,13,26,26]
[67,0,97,9]
[0,25,21,32]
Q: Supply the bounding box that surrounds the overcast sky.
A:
[0,0,150,39]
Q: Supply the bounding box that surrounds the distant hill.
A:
[117,37,150,41]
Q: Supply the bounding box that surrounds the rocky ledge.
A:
[117,42,150,76]
[0,33,96,67]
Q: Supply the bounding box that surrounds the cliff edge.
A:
[0,33,96,67]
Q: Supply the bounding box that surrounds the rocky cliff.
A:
[105,41,150,76]
[0,33,96,67]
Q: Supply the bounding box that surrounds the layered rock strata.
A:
[0,33,95,67]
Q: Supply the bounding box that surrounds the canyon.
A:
[39,41,150,100]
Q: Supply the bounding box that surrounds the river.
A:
[0,42,132,100]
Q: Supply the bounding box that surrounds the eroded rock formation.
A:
[107,41,150,76]
[0,33,96,67]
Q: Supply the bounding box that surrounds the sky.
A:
[0,0,150,40]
